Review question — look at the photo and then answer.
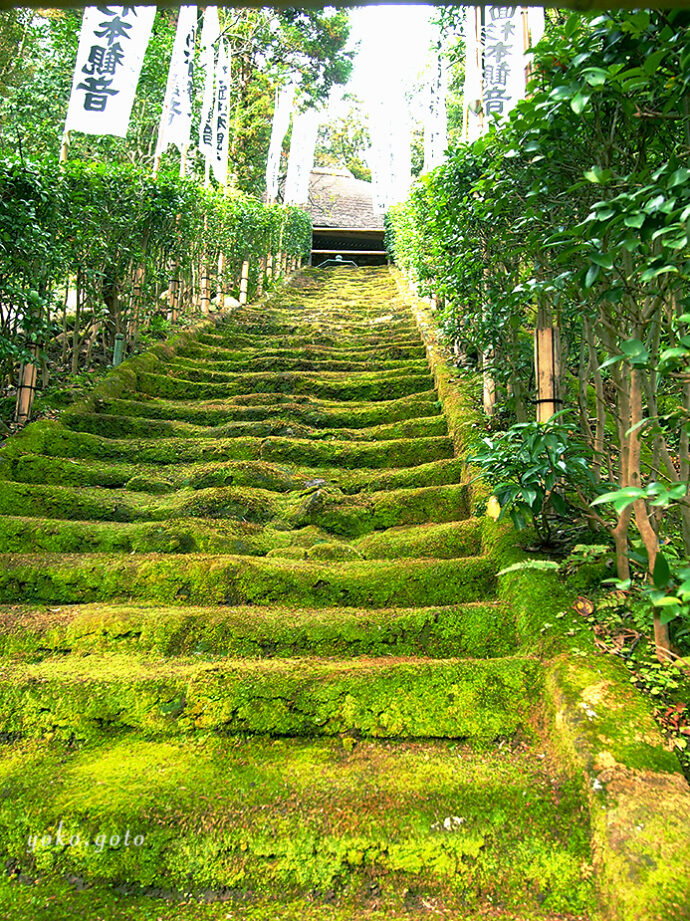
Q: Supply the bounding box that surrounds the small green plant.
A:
[468,412,595,544]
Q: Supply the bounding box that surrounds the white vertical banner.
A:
[199,5,220,162]
[527,7,546,48]
[370,95,411,213]
[211,41,231,185]
[265,82,296,203]
[284,107,320,205]
[64,5,156,138]
[422,47,448,174]
[482,5,527,125]
[155,5,197,157]
[463,7,483,143]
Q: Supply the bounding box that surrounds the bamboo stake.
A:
[59,130,70,164]
[14,348,39,424]
[239,259,249,305]
[534,326,562,422]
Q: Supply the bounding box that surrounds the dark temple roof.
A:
[305,167,384,231]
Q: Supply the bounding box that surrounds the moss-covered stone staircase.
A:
[1,267,686,921]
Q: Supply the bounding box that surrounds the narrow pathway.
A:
[0,268,593,919]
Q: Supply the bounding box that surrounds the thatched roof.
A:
[305,167,384,231]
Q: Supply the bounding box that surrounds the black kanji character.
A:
[76,75,118,111]
[95,15,133,46]
[83,43,125,76]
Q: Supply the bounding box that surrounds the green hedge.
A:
[0,158,311,385]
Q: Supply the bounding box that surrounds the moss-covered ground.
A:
[0,268,603,918]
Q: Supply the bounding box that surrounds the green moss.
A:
[0,736,592,912]
[0,602,518,660]
[0,651,541,741]
[135,368,433,403]
[353,520,482,559]
[0,553,497,607]
[99,389,441,428]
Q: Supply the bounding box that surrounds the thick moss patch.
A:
[0,652,541,741]
[0,553,497,607]
[0,602,518,660]
[0,736,593,912]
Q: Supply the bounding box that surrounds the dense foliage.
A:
[388,10,690,659]
[0,158,311,400]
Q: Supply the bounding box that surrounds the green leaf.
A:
[668,167,690,188]
[585,263,600,288]
[590,252,614,269]
[623,212,645,228]
[653,553,672,589]
[583,67,607,87]
[571,91,591,115]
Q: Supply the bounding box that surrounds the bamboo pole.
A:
[14,348,39,424]
[534,326,562,423]
[59,130,70,164]
[239,259,249,305]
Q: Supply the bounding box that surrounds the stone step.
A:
[0,651,540,741]
[1,422,453,468]
[0,600,516,660]
[0,736,594,914]
[94,389,442,428]
[1,453,467,496]
[167,353,431,373]
[60,410,448,442]
[0,552,497,607]
[0,481,470,533]
[178,339,428,362]
[134,369,433,402]
[0,877,593,921]
[194,330,426,351]
[160,359,427,385]
[0,516,482,559]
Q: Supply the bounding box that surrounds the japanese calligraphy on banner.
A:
[463,5,546,142]
[199,5,220,163]
[155,5,197,157]
[284,107,320,205]
[210,41,231,185]
[64,5,156,138]
[265,82,296,203]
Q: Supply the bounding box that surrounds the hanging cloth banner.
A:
[199,5,220,162]
[265,82,296,203]
[64,5,156,138]
[482,5,527,125]
[370,95,411,213]
[527,7,546,48]
[155,5,197,158]
[462,7,483,143]
[422,45,448,174]
[210,41,231,185]
[284,107,320,205]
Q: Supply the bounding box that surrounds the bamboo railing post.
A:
[534,326,562,423]
[14,348,39,424]
[239,259,249,306]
